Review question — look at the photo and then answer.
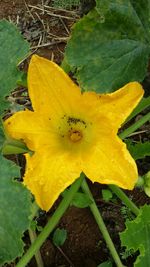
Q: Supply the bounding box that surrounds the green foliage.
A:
[0,20,31,264]
[17,72,27,87]
[102,189,113,202]
[121,248,135,260]
[30,220,43,232]
[0,122,5,152]
[2,138,29,155]
[52,0,80,9]
[65,0,150,93]
[125,96,150,123]
[62,189,93,208]
[52,228,67,247]
[97,260,112,267]
[120,206,135,221]
[71,191,93,208]
[143,171,150,197]
[120,205,150,266]
[127,141,150,160]
[0,154,31,265]
[0,19,29,115]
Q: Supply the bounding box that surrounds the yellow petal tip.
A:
[30,54,41,63]
[128,81,144,96]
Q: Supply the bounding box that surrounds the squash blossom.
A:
[4,55,144,211]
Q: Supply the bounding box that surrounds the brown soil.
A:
[1,1,150,267]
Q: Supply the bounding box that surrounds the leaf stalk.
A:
[16,174,84,267]
[81,179,125,267]
[119,112,150,139]
[109,185,139,217]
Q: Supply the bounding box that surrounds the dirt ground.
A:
[1,1,150,267]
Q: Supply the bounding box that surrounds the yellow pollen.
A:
[69,130,82,143]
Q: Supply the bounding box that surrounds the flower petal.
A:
[4,110,58,151]
[82,82,144,129]
[24,150,82,211]
[82,134,138,189]
[28,55,81,115]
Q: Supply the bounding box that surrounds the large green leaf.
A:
[120,205,150,266]
[65,1,150,93]
[0,155,31,264]
[129,0,150,36]
[0,122,5,153]
[0,20,29,114]
[96,0,150,41]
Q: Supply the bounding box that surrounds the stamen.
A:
[67,116,86,126]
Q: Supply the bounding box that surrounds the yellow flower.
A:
[4,55,144,211]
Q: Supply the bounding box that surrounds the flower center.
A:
[69,129,83,143]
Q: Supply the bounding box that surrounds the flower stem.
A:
[28,229,44,267]
[16,174,84,267]
[30,201,39,220]
[119,112,150,139]
[81,179,125,267]
[109,185,139,216]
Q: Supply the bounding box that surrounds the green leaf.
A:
[71,191,93,208]
[0,155,31,264]
[121,248,135,259]
[0,122,5,153]
[65,1,150,93]
[0,19,29,114]
[127,141,150,160]
[2,138,30,155]
[17,72,27,87]
[142,171,150,197]
[52,228,67,247]
[128,0,150,36]
[62,189,93,208]
[30,220,43,232]
[102,189,113,202]
[97,260,112,267]
[120,205,150,266]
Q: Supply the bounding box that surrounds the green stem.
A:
[119,112,150,139]
[28,229,44,267]
[81,179,125,267]
[16,174,84,267]
[30,202,39,221]
[109,185,139,216]
[125,96,150,124]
